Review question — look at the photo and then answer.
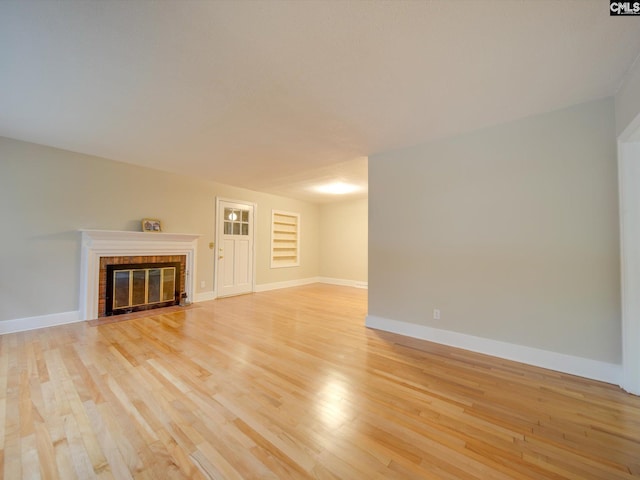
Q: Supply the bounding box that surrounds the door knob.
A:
[218,256,223,260]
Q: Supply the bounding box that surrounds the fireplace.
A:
[105,261,183,316]
[80,230,200,320]
[98,255,186,317]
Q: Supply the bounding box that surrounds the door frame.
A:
[214,197,257,297]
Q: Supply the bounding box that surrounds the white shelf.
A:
[271,211,300,268]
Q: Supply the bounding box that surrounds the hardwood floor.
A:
[2,284,639,479]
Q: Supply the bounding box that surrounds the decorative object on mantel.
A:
[142,218,162,232]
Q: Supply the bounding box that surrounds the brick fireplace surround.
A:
[98,255,186,317]
[80,230,200,320]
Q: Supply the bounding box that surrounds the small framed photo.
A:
[142,218,162,232]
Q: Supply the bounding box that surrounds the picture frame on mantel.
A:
[142,218,162,232]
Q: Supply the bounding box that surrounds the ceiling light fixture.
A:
[314,182,359,195]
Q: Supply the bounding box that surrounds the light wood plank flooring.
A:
[2,284,639,479]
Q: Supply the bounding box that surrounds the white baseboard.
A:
[0,311,82,335]
[255,277,368,292]
[317,277,368,289]
[254,277,320,292]
[366,315,622,385]
[193,291,216,303]
[194,278,366,300]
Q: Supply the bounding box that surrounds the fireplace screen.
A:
[106,262,181,315]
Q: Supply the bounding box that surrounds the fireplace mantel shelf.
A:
[80,229,201,243]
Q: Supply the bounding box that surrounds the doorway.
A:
[215,198,255,298]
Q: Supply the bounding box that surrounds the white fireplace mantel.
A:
[79,229,201,320]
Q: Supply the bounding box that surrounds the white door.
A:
[216,199,254,298]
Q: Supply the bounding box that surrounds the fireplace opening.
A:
[105,262,181,316]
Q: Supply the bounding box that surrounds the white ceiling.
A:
[1,1,640,203]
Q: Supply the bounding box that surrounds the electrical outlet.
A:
[200,280,206,289]
[433,309,441,320]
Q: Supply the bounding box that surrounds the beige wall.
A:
[616,57,640,136]
[0,137,320,321]
[319,198,368,283]
[369,98,621,364]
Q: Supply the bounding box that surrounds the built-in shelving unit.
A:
[271,210,300,268]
